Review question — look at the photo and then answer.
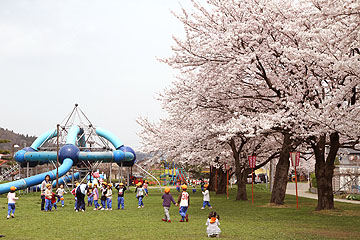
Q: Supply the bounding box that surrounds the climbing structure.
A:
[0,105,136,194]
[159,160,188,185]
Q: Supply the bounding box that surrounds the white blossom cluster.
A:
[138,0,360,172]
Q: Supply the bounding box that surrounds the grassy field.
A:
[0,184,359,240]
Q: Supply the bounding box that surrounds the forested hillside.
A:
[0,128,36,152]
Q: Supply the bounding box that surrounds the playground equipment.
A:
[159,160,189,186]
[0,105,136,195]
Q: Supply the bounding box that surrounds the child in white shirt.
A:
[56,184,67,207]
[206,211,221,238]
[7,186,18,219]
[201,184,212,209]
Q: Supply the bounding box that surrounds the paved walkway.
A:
[286,182,360,205]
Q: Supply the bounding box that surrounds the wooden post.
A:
[56,124,60,189]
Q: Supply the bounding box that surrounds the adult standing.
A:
[76,183,87,212]
[40,175,51,211]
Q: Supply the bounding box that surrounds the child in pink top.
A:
[7,186,18,219]
[93,183,100,210]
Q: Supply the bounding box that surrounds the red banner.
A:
[248,155,256,168]
[290,152,300,167]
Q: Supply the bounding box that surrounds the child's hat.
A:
[75,183,80,186]
[10,186,16,191]
[94,183,98,186]
[46,183,52,187]
[119,183,124,186]
[164,187,170,193]
[102,182,107,185]
[181,184,187,190]
[88,183,92,186]
[108,183,112,187]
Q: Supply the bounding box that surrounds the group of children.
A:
[70,181,128,211]
[6,180,220,238]
[161,183,220,237]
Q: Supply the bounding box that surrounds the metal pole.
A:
[270,159,273,192]
[226,164,229,200]
[252,167,254,205]
[120,162,123,183]
[295,165,299,209]
[215,168,218,192]
[35,166,38,192]
[26,161,29,193]
[72,168,74,187]
[127,167,130,191]
[109,162,112,184]
[56,124,60,189]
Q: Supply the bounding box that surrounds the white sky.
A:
[0,0,193,149]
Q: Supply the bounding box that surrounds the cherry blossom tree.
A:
[139,0,360,209]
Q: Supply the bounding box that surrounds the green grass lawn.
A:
[0,185,359,240]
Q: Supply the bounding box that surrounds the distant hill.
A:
[0,128,36,151]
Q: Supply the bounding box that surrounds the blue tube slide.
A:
[22,151,134,163]
[0,126,79,194]
[95,127,124,149]
[51,172,80,188]
[0,158,73,194]
[31,128,57,151]
[67,126,80,145]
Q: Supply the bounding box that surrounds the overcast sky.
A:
[0,0,193,149]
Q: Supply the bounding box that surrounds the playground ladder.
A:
[0,164,20,182]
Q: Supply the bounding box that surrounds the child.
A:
[206,212,221,238]
[87,183,94,207]
[71,182,79,210]
[52,192,58,210]
[44,184,53,212]
[176,181,180,192]
[161,187,176,222]
[106,183,113,210]
[201,184,212,210]
[192,185,197,194]
[176,184,190,222]
[93,183,100,210]
[56,184,67,207]
[115,182,127,210]
[7,186,18,219]
[143,180,149,195]
[135,182,147,208]
[100,182,108,210]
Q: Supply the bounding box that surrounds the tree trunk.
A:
[229,138,248,201]
[208,165,216,192]
[312,132,339,210]
[270,132,291,205]
[216,168,227,194]
[236,167,248,200]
